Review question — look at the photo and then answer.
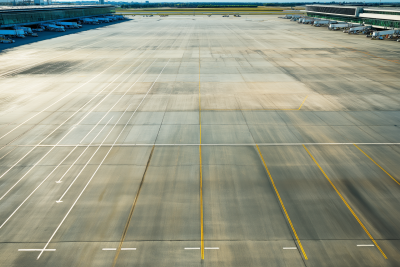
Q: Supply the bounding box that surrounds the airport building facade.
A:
[0,5,115,28]
[306,5,400,29]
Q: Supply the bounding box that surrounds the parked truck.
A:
[329,23,349,31]
[0,29,25,38]
[290,15,302,21]
[347,25,371,34]
[81,18,99,25]
[313,20,334,27]
[14,26,38,37]
[302,18,315,24]
[371,29,400,40]
[42,24,65,32]
[56,21,81,29]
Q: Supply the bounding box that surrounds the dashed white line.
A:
[283,247,297,250]
[357,244,375,247]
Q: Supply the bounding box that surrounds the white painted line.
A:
[205,247,219,250]
[184,248,200,250]
[0,54,123,142]
[37,116,119,259]
[283,247,297,250]
[0,31,160,195]
[0,48,158,227]
[16,143,400,147]
[19,249,56,252]
[55,117,114,202]
[357,244,375,247]
[102,248,116,251]
[55,58,151,185]
[36,59,171,260]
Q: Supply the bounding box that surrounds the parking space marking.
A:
[357,245,375,247]
[103,248,136,251]
[19,249,55,252]
[283,247,297,250]
[256,145,308,260]
[353,144,400,186]
[185,247,200,250]
[303,145,388,259]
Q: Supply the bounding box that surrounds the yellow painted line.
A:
[199,45,204,260]
[256,145,308,260]
[303,145,388,259]
[298,95,308,110]
[353,144,400,186]
[112,145,155,267]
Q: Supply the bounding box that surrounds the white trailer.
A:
[329,23,349,31]
[42,24,65,32]
[348,26,371,34]
[81,18,99,25]
[302,18,315,24]
[32,26,45,32]
[313,20,333,27]
[96,18,110,23]
[105,16,117,21]
[291,15,302,21]
[14,26,38,37]
[56,21,81,29]
[0,29,25,38]
[371,29,400,39]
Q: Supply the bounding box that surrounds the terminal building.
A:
[0,5,115,28]
[305,5,400,29]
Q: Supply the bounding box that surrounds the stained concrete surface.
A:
[0,16,399,267]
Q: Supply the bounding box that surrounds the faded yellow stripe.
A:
[199,45,204,260]
[353,144,400,186]
[303,145,387,259]
[298,95,308,110]
[112,145,156,267]
[256,145,308,260]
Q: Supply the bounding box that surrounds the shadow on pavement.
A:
[0,19,132,53]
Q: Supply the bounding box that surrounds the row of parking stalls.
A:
[281,14,400,42]
[1,15,126,44]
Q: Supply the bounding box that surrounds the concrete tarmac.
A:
[0,15,399,267]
